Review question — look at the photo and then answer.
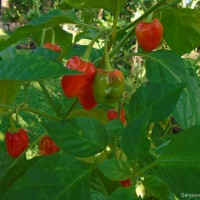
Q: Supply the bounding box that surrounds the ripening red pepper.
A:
[135,18,163,51]
[120,178,132,187]
[107,109,126,124]
[6,129,29,158]
[43,42,61,52]
[93,69,124,105]
[39,136,60,155]
[79,84,97,110]
[61,56,96,98]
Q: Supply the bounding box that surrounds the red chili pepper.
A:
[135,18,163,51]
[120,178,132,187]
[79,84,97,110]
[43,42,61,52]
[107,109,126,124]
[39,136,60,155]
[5,129,29,158]
[61,56,96,98]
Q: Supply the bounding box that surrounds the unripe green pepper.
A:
[93,69,124,104]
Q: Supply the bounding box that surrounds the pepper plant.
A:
[0,0,200,199]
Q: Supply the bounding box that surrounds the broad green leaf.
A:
[97,159,131,181]
[153,126,200,199]
[161,8,200,55]
[68,108,108,125]
[121,109,151,161]
[61,0,125,12]
[0,155,41,197]
[145,50,200,128]
[128,83,185,122]
[42,117,108,157]
[106,186,140,200]
[173,77,200,128]
[2,154,93,200]
[0,50,78,82]
[104,119,124,137]
[142,175,175,200]
[0,81,21,113]
[0,9,79,51]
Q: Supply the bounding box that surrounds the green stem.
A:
[40,28,46,47]
[66,98,79,116]
[38,81,60,115]
[138,0,148,11]
[156,0,180,11]
[109,26,135,58]
[117,0,167,35]
[23,105,61,121]
[51,28,55,44]
[113,52,146,63]
[82,29,109,61]
[78,22,103,31]
[134,161,157,177]
[9,116,17,132]
[104,40,113,71]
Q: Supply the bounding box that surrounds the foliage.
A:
[0,0,200,199]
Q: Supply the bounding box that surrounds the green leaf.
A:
[0,9,79,51]
[104,119,124,137]
[145,50,200,128]
[142,175,175,200]
[0,81,21,113]
[173,77,200,128]
[154,126,200,199]
[0,50,78,82]
[121,109,151,161]
[106,186,140,200]
[42,117,108,157]
[128,82,185,122]
[161,8,200,55]
[2,154,93,200]
[0,155,41,197]
[61,0,125,12]
[97,159,131,181]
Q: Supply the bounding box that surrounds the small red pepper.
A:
[79,84,97,110]
[120,178,132,187]
[135,18,163,51]
[61,56,96,98]
[43,42,61,52]
[39,136,60,155]
[6,129,29,158]
[107,109,126,124]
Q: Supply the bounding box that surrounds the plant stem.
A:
[40,28,46,47]
[82,29,109,61]
[109,26,135,58]
[138,0,148,11]
[156,0,180,11]
[66,98,79,116]
[78,22,103,31]
[104,40,113,71]
[51,28,55,44]
[134,161,157,177]
[113,52,146,63]
[23,105,61,121]
[38,81,60,115]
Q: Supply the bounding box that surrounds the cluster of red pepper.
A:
[5,17,163,188]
